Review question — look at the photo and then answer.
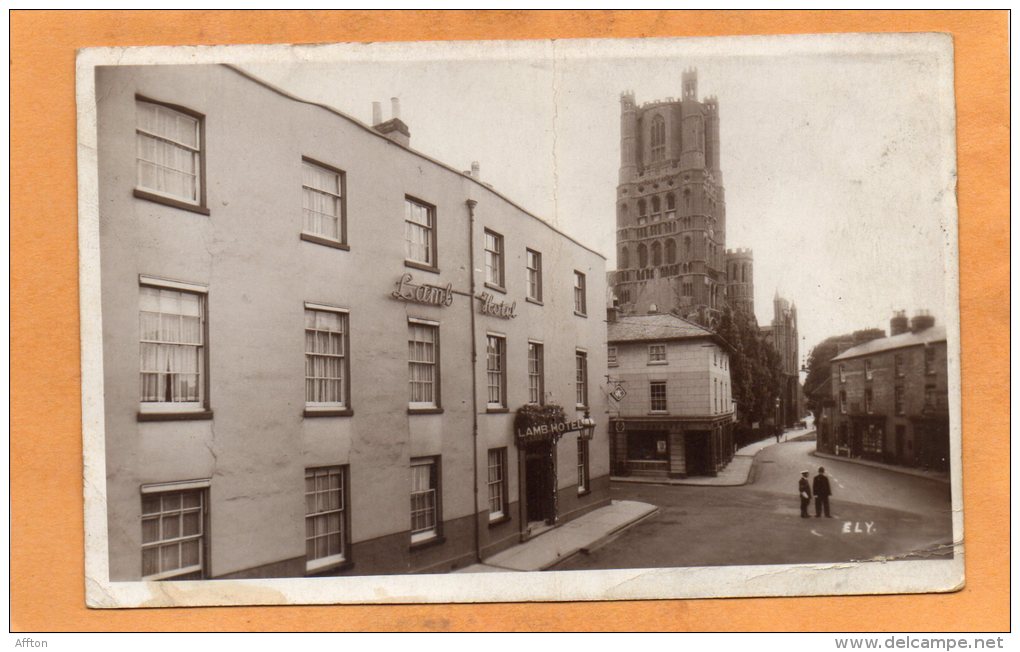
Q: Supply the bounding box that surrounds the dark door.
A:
[895,425,906,464]
[685,432,712,476]
[524,442,553,523]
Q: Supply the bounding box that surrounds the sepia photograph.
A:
[76,32,962,607]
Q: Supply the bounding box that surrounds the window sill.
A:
[306,559,355,576]
[648,361,668,366]
[484,282,507,294]
[608,363,619,368]
[487,515,512,528]
[304,408,354,418]
[409,534,446,551]
[408,407,444,415]
[525,297,543,306]
[486,407,509,414]
[138,409,213,422]
[574,311,588,318]
[133,188,210,216]
[576,405,589,412]
[404,260,440,275]
[649,412,670,416]
[300,233,350,250]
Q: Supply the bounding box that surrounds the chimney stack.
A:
[910,310,935,333]
[890,310,909,336]
[372,96,410,147]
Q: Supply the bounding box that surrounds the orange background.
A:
[10,10,1009,632]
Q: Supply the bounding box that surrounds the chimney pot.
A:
[471,161,480,180]
[371,101,382,125]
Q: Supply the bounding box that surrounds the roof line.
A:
[831,336,947,362]
[221,64,606,261]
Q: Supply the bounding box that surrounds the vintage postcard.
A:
[77,32,962,607]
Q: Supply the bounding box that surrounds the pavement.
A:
[611,426,816,487]
[812,450,950,485]
[453,499,658,573]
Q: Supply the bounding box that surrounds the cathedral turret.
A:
[619,90,638,184]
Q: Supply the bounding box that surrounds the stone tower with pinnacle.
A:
[610,69,754,329]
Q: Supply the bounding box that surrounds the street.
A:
[556,439,954,570]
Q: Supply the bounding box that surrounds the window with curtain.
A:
[577,439,590,494]
[301,159,345,243]
[135,99,202,205]
[527,341,544,405]
[305,466,346,571]
[141,489,205,580]
[575,350,589,407]
[526,249,543,301]
[410,458,439,542]
[139,286,204,410]
[484,229,505,288]
[405,197,435,266]
[574,271,587,315]
[408,321,439,408]
[487,448,507,520]
[304,308,348,408]
[486,335,506,408]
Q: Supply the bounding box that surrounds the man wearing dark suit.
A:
[813,466,833,517]
[798,471,812,518]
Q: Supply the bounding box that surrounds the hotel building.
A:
[95,64,610,580]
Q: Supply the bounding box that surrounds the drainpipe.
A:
[466,198,482,564]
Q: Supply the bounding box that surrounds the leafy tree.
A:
[716,307,783,434]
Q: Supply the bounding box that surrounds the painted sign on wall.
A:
[391,273,454,307]
[516,416,595,446]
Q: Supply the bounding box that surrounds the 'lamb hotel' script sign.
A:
[391,273,455,307]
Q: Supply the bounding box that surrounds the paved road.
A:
[556,440,954,570]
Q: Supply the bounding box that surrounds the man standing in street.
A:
[813,466,833,517]
[798,471,812,518]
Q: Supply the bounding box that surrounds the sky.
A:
[244,34,956,362]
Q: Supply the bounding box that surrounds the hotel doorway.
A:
[522,441,556,531]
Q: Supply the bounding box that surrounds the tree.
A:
[716,307,783,437]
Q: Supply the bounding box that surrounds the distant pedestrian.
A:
[775,428,781,444]
[798,471,812,518]
[813,466,833,518]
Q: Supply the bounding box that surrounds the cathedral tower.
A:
[610,68,754,328]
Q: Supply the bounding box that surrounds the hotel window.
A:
[577,439,590,495]
[410,457,440,543]
[141,485,206,580]
[839,390,847,414]
[895,354,905,377]
[304,305,349,411]
[925,347,937,375]
[305,466,347,572]
[527,341,544,405]
[648,344,666,364]
[486,334,506,409]
[650,381,667,413]
[924,384,937,409]
[526,248,543,301]
[404,197,436,268]
[408,320,440,409]
[574,271,587,315]
[301,158,346,245]
[839,364,846,383]
[865,388,874,414]
[135,98,204,210]
[139,279,206,414]
[575,350,589,408]
[607,346,618,367]
[484,229,505,288]
[894,386,905,416]
[865,359,873,380]
[487,448,508,521]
